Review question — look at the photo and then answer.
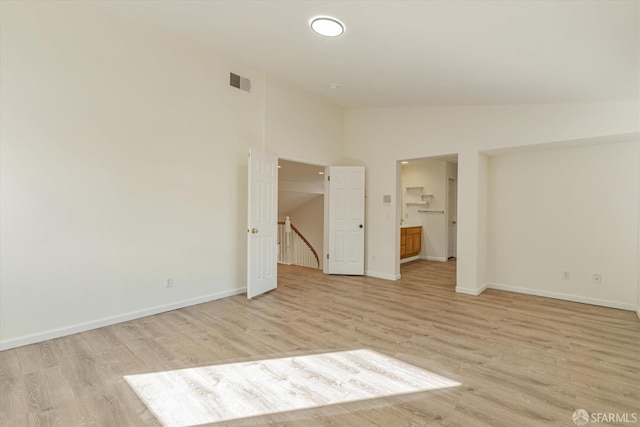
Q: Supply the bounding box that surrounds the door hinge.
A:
[327,253,329,259]
[327,176,330,181]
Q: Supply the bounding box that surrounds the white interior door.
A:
[247,149,278,298]
[447,178,457,258]
[326,166,365,275]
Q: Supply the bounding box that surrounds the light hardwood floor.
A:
[1,259,639,426]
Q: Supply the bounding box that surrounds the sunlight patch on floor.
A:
[125,349,460,427]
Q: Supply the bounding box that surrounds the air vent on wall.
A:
[230,72,251,92]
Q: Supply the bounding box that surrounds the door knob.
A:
[359,224,363,228]
[251,228,258,233]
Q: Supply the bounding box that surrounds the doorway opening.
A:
[398,154,458,285]
[248,152,366,298]
[277,159,325,271]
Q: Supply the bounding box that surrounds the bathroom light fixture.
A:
[401,161,409,164]
[318,171,324,175]
[310,17,344,37]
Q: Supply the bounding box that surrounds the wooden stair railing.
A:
[278,221,320,268]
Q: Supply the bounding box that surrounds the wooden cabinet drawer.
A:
[406,226,421,235]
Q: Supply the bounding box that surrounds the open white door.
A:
[247,149,278,298]
[326,166,365,275]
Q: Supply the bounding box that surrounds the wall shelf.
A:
[404,186,433,206]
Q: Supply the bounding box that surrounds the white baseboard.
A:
[365,271,401,281]
[0,288,246,351]
[455,283,488,296]
[636,307,640,320]
[487,283,636,311]
[419,255,448,262]
[400,256,420,264]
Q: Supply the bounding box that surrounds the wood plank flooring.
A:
[1,259,639,426]
[124,349,461,426]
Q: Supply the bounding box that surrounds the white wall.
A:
[284,195,324,269]
[265,77,343,166]
[401,160,448,261]
[637,138,640,318]
[456,151,490,295]
[487,142,638,309]
[637,3,640,320]
[344,102,639,296]
[0,2,344,349]
[476,153,489,292]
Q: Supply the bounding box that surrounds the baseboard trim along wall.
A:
[0,287,247,351]
[487,283,636,312]
[365,271,401,281]
[400,256,420,264]
[455,283,488,296]
[420,256,448,262]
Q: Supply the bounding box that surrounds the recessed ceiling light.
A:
[310,17,344,37]
[329,83,340,89]
[401,161,409,164]
[318,171,324,175]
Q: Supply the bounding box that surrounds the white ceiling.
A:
[278,192,322,216]
[278,160,324,215]
[97,0,638,107]
[278,159,325,184]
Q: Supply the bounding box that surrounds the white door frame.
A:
[447,177,458,258]
[397,155,459,278]
[276,157,328,271]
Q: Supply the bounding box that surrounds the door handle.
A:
[251,228,258,234]
[452,221,456,224]
[359,224,363,228]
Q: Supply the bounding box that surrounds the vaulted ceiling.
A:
[96,0,639,108]
[278,160,324,215]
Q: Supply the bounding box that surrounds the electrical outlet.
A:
[165,277,173,288]
[593,274,601,284]
[562,271,570,280]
